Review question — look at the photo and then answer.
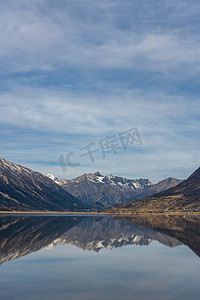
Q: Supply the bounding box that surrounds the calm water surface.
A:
[0,214,200,300]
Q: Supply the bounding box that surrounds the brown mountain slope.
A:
[135,177,182,199]
[108,167,200,212]
[0,158,88,212]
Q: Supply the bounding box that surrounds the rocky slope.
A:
[48,172,181,208]
[135,177,182,199]
[0,158,88,212]
[108,166,200,213]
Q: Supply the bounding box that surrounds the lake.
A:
[0,214,200,300]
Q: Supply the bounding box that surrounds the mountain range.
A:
[0,156,199,213]
[47,172,182,208]
[108,166,200,213]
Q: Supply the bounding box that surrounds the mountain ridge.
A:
[108,166,200,213]
[47,172,182,207]
[0,157,88,212]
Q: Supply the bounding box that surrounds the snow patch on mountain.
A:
[0,158,33,175]
[46,174,60,184]
[68,172,154,191]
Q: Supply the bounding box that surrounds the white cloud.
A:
[0,0,200,79]
[0,87,199,136]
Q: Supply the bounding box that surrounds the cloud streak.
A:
[0,0,200,79]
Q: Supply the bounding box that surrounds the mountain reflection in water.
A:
[1,214,200,264]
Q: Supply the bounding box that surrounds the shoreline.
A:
[0,211,200,216]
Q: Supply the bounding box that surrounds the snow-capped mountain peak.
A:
[46,170,182,208]
[89,172,153,191]
[46,174,60,184]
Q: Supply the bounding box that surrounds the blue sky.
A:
[0,0,200,181]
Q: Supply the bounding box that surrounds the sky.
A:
[0,0,200,182]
